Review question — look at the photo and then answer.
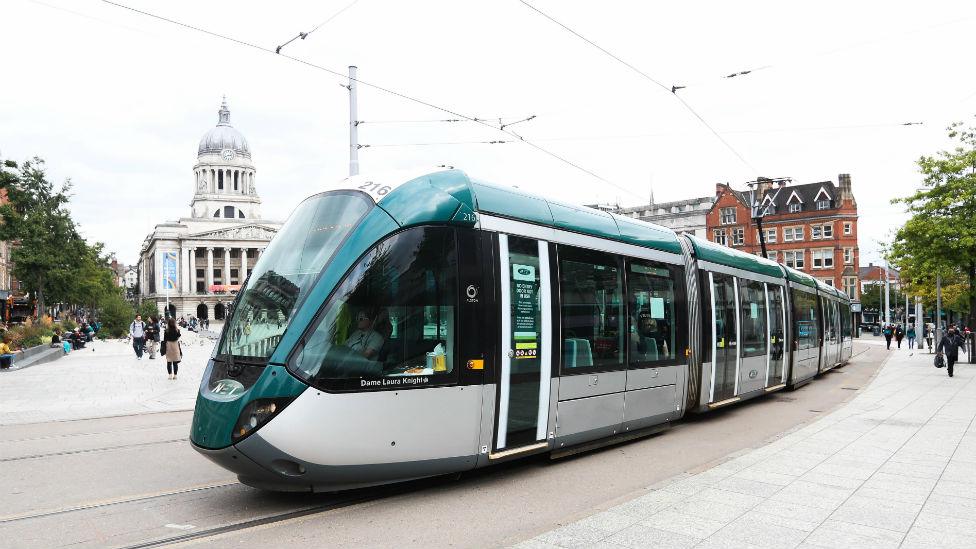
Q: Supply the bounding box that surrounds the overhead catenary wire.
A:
[519,0,760,174]
[98,0,642,199]
[361,120,927,148]
[275,0,361,54]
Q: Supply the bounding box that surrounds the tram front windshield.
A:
[217,191,372,362]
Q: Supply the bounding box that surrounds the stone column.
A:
[224,247,231,286]
[179,246,188,293]
[258,248,264,260]
[241,247,248,282]
[188,247,196,294]
[205,247,214,292]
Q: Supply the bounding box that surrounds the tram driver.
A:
[346,309,385,359]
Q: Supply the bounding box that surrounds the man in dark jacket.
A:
[937,326,967,377]
[882,324,894,349]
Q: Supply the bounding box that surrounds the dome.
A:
[197,98,251,159]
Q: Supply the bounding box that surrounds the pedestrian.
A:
[924,323,934,351]
[145,316,158,359]
[0,333,17,369]
[882,323,894,349]
[162,317,182,380]
[937,325,967,377]
[129,314,146,359]
[895,324,905,348]
[243,319,252,341]
[907,323,916,350]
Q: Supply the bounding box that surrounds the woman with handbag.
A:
[162,317,182,380]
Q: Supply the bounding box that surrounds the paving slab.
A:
[519,344,976,548]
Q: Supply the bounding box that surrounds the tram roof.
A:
[784,265,818,289]
[468,180,684,255]
[685,234,785,279]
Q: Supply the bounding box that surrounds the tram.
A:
[191,168,854,492]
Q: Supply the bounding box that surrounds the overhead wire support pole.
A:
[348,65,359,176]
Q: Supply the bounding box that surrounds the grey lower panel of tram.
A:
[738,355,767,395]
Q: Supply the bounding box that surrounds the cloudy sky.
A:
[3,0,975,266]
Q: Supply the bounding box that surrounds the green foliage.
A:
[99,293,134,338]
[136,300,161,321]
[4,318,54,349]
[890,122,976,327]
[0,155,127,326]
[60,317,77,333]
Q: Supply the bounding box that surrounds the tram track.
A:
[0,437,188,462]
[0,481,237,525]
[0,421,189,445]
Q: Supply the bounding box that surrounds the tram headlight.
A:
[232,397,294,441]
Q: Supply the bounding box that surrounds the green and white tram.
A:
[191,168,854,492]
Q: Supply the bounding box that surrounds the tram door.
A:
[709,273,738,403]
[766,285,786,387]
[493,234,552,455]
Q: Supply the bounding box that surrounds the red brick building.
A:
[705,174,860,299]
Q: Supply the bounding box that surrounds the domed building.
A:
[137,99,283,321]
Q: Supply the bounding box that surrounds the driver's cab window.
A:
[290,227,458,390]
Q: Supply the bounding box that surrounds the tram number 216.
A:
[357,181,393,200]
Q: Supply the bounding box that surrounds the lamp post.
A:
[746,176,792,259]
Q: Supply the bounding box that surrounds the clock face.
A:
[220,149,235,161]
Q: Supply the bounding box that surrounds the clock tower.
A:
[190,97,262,220]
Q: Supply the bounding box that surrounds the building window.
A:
[784,250,804,270]
[757,227,777,243]
[843,247,854,265]
[823,224,833,238]
[713,229,728,246]
[844,222,852,235]
[765,203,776,215]
[731,227,744,246]
[720,207,737,225]
[843,276,857,298]
[783,226,804,242]
[811,225,822,239]
[816,199,831,210]
[789,203,801,213]
[819,278,834,287]
[812,249,834,269]
[766,251,778,262]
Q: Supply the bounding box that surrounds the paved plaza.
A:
[0,329,216,425]
[519,344,976,549]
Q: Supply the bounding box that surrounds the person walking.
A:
[895,324,905,349]
[907,323,916,350]
[145,317,158,359]
[924,323,934,351]
[163,317,182,380]
[937,325,967,377]
[882,323,894,350]
[129,314,146,359]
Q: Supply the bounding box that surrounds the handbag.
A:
[935,354,945,368]
[160,340,167,355]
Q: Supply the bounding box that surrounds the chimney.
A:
[777,180,787,188]
[838,173,854,204]
[715,182,726,197]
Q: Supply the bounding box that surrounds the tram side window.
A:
[840,303,851,340]
[289,227,458,390]
[559,247,624,372]
[628,260,676,365]
[792,289,819,350]
[739,279,768,358]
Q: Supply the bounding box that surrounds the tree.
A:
[0,157,85,318]
[890,122,976,328]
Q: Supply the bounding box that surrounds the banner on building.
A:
[162,251,178,291]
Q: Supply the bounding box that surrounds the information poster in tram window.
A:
[162,251,178,291]
[511,263,538,360]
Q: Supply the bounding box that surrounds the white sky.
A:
[3,0,975,266]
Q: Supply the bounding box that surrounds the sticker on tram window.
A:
[650,297,665,319]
